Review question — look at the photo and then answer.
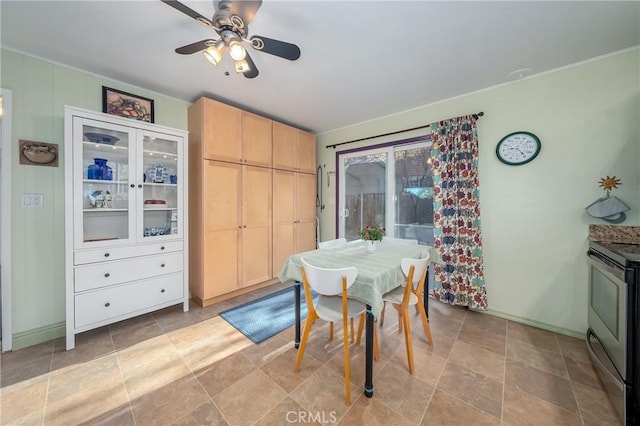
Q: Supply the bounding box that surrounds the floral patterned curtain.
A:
[430,115,488,310]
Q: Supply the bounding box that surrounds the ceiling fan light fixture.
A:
[229,40,246,60]
[203,39,225,65]
[234,59,251,74]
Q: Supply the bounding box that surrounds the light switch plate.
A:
[21,193,44,208]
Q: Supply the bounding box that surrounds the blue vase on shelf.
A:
[91,158,113,181]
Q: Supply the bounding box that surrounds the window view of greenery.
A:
[342,143,433,245]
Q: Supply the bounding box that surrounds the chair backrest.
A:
[318,238,347,249]
[401,255,430,290]
[381,237,418,245]
[300,258,357,296]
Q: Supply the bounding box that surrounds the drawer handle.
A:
[104,273,110,278]
[160,246,165,250]
[161,289,165,293]
[104,253,110,258]
[161,263,165,268]
[105,302,111,307]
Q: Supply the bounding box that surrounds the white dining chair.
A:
[295,258,368,404]
[318,238,347,249]
[378,255,433,374]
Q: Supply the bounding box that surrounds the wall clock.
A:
[496,131,541,165]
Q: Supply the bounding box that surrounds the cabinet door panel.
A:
[243,166,272,227]
[295,221,317,253]
[204,229,240,298]
[272,121,296,171]
[296,131,316,174]
[273,223,294,278]
[204,161,241,230]
[273,169,294,224]
[202,99,242,162]
[296,173,317,222]
[242,112,272,168]
[242,226,271,286]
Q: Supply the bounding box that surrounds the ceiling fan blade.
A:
[175,39,217,55]
[250,36,301,61]
[243,52,259,79]
[229,0,262,27]
[161,0,213,27]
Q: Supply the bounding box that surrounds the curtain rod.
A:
[325,111,485,149]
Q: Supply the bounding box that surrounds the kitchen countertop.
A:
[588,224,640,244]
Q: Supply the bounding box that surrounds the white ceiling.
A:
[1,1,639,134]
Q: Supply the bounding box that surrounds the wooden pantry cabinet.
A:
[272,121,316,174]
[189,97,314,306]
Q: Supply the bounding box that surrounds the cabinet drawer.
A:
[74,241,183,265]
[75,273,183,329]
[75,252,183,292]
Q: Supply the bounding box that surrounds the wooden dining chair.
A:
[378,256,433,374]
[318,238,347,249]
[295,258,364,404]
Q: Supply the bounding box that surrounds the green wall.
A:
[317,48,640,336]
[1,49,189,349]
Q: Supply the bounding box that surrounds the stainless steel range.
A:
[587,241,640,424]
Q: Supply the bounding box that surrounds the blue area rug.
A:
[219,287,316,344]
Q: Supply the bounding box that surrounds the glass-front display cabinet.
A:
[71,117,184,248]
[64,106,188,350]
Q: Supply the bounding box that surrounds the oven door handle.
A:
[587,256,626,285]
[586,330,624,392]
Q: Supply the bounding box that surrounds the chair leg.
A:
[343,315,351,405]
[329,321,334,341]
[402,310,415,374]
[379,301,386,327]
[417,302,434,346]
[350,318,355,343]
[295,315,316,372]
[373,326,379,361]
[356,314,365,345]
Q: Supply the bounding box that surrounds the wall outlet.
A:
[21,193,44,208]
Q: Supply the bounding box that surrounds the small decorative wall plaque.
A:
[19,140,59,167]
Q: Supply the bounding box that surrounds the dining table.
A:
[278,239,435,398]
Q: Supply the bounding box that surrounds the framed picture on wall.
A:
[102,86,154,123]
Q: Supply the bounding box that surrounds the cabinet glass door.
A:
[74,118,135,247]
[139,131,182,240]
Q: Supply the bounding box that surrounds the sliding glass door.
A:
[338,137,433,245]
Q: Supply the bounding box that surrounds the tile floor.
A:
[1,282,621,425]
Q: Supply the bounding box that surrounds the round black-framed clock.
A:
[496,131,541,165]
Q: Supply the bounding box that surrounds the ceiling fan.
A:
[161,0,301,79]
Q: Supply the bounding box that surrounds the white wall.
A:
[317,48,640,335]
[0,49,189,349]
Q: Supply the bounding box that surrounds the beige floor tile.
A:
[44,376,130,426]
[4,407,45,425]
[171,401,228,426]
[177,332,243,372]
[507,321,560,352]
[51,329,115,372]
[108,313,156,337]
[368,361,435,424]
[461,312,507,335]
[256,396,323,426]
[47,353,121,404]
[240,332,291,367]
[564,355,605,391]
[195,351,257,397]
[0,358,50,393]
[213,369,288,425]
[340,394,414,425]
[262,346,323,393]
[111,321,166,351]
[324,343,387,393]
[506,339,568,378]
[556,334,591,364]
[122,351,192,400]
[116,334,178,373]
[153,303,204,333]
[502,384,582,426]
[0,380,48,424]
[427,301,468,325]
[572,381,621,426]
[448,339,505,383]
[129,374,210,426]
[166,321,219,351]
[457,324,506,356]
[422,389,501,425]
[289,364,359,420]
[391,345,447,387]
[0,341,53,370]
[505,359,577,413]
[437,361,503,418]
